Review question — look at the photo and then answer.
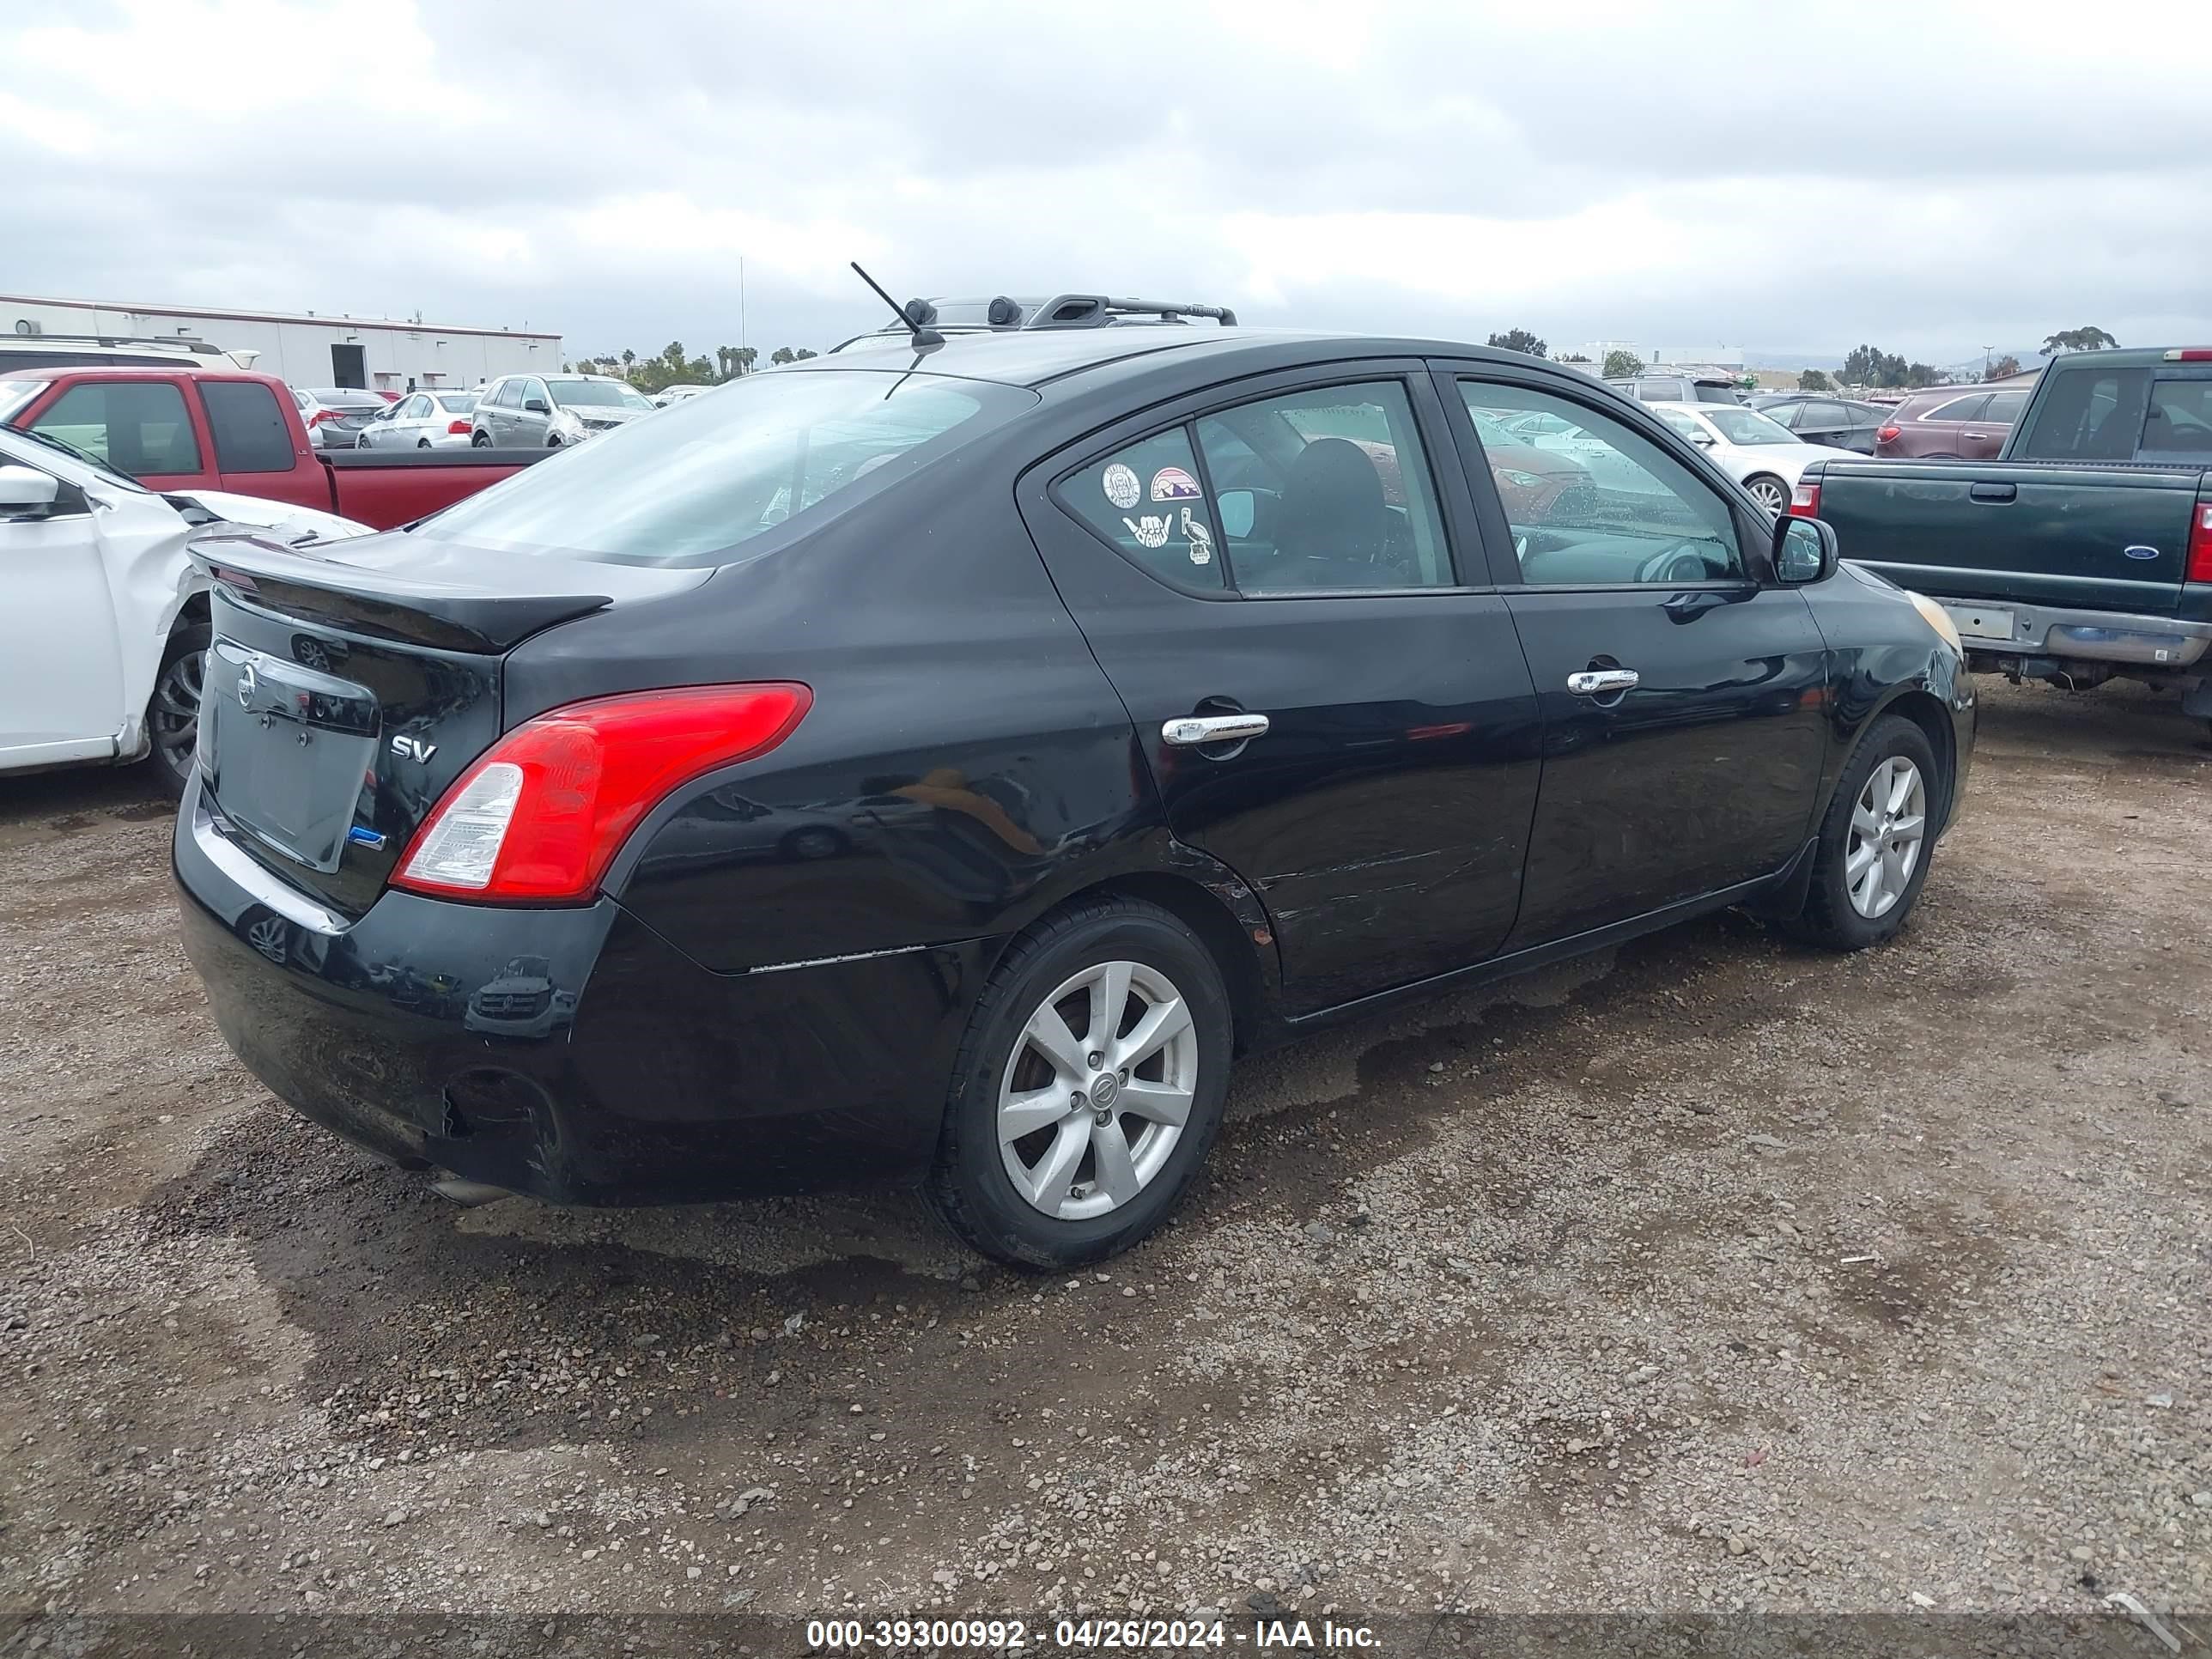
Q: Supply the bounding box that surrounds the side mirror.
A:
[523,398,550,414]
[0,463,62,516]
[1772,514,1838,585]
[1687,431,1714,446]
[1216,489,1256,539]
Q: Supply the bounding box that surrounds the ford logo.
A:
[2122,544,2160,561]
[237,660,258,708]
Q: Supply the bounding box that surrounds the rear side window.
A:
[1198,381,1454,592]
[2141,379,2212,457]
[30,381,202,476]
[422,369,1033,566]
[2016,368,2152,462]
[1921,394,1987,424]
[199,380,295,472]
[1055,427,1225,591]
[1979,391,2028,424]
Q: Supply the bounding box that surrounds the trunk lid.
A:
[189,527,709,919]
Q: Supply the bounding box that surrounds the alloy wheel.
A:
[1747,477,1789,515]
[151,647,204,781]
[996,959,1199,1221]
[1845,755,1925,919]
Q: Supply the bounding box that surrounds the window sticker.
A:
[1122,513,1175,550]
[1150,465,1200,502]
[1103,462,1141,510]
[1182,507,1213,566]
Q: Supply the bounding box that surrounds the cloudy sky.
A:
[6,0,2209,369]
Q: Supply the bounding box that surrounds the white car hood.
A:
[1717,442,1859,483]
[167,489,374,546]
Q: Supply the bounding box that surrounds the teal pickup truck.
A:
[1797,347,2212,734]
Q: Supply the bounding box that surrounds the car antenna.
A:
[850,262,943,349]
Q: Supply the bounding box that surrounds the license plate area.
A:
[1943,603,2016,643]
[203,641,379,873]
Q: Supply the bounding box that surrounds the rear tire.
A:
[1744,473,1790,515]
[146,617,210,800]
[1785,714,1941,951]
[416,438,432,449]
[929,897,1233,1269]
[471,431,491,448]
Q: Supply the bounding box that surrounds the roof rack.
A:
[8,331,222,353]
[1024,295,1237,330]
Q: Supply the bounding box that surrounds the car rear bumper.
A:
[173,775,987,1204]
[1930,595,2212,669]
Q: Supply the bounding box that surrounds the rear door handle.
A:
[1969,482,2016,502]
[1162,713,1271,746]
[1567,669,1640,696]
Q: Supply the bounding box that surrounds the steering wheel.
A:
[1635,542,1713,585]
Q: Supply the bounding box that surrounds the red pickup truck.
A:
[0,364,546,530]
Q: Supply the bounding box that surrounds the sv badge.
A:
[390,734,438,763]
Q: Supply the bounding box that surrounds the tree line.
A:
[561,340,819,393]
[1482,323,2121,396]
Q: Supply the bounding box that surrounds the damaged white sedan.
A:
[0,423,371,795]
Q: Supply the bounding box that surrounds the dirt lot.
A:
[0,679,2206,1638]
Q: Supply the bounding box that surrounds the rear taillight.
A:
[307,409,337,426]
[1876,424,1901,444]
[447,418,472,435]
[1788,481,1820,520]
[2186,502,2212,584]
[391,684,811,903]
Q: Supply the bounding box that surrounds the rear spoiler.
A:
[189,531,611,653]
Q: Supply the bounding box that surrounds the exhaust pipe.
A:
[430,1176,514,1207]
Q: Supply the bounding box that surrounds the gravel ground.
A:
[0,678,2206,1636]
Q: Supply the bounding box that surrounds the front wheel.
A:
[1744,473,1790,516]
[1785,714,1941,951]
[146,617,210,799]
[930,897,1233,1268]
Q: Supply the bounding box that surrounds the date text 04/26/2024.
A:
[803,1617,1382,1650]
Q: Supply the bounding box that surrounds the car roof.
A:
[0,362,285,388]
[784,327,1584,392]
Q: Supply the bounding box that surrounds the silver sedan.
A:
[358,390,482,450]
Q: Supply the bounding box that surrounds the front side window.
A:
[30,381,202,476]
[1195,380,1452,592]
[422,369,1031,566]
[1460,382,1743,586]
[1054,427,1225,591]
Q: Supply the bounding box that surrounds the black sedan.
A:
[1750,393,1890,454]
[173,319,1975,1268]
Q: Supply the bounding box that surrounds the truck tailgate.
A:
[1811,459,2201,615]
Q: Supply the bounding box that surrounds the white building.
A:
[1,293,562,394]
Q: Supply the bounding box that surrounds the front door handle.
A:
[1566,669,1640,696]
[1163,713,1271,747]
[1969,481,2015,502]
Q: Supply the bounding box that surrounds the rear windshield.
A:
[309,389,386,408]
[434,392,478,412]
[417,368,1037,565]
